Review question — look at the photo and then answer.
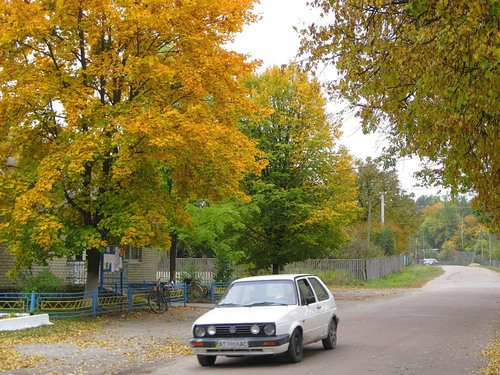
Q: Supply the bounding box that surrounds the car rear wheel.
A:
[322,319,337,349]
[197,355,216,366]
[284,329,303,363]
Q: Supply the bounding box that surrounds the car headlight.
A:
[263,323,275,336]
[250,324,260,335]
[194,325,206,337]
[207,325,217,335]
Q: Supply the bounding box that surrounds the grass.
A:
[315,265,444,289]
[312,269,365,287]
[365,265,444,288]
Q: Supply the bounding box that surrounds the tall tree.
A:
[301,0,499,230]
[355,157,421,254]
[356,158,398,243]
[420,201,461,250]
[0,0,263,290]
[418,197,492,260]
[236,65,359,273]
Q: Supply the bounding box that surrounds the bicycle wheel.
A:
[186,283,204,303]
[148,290,167,313]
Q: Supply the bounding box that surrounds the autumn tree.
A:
[235,65,359,274]
[420,201,461,250]
[356,158,398,245]
[301,0,500,230]
[0,0,263,291]
[416,197,497,263]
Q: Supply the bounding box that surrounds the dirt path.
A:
[2,288,413,375]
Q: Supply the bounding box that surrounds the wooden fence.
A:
[158,255,407,282]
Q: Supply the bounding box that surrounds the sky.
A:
[229,0,445,198]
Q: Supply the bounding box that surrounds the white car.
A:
[189,274,339,366]
[423,258,439,265]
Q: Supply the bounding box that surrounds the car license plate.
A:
[216,340,249,349]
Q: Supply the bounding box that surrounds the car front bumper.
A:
[190,333,290,356]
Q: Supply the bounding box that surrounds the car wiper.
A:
[217,303,242,307]
[246,301,288,307]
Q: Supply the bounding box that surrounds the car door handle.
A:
[317,306,321,310]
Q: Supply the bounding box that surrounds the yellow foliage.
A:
[0,0,264,271]
[302,0,500,230]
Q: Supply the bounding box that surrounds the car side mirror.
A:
[305,295,316,305]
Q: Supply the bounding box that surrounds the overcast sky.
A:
[229,0,445,198]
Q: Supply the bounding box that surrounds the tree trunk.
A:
[85,247,100,294]
[272,263,280,275]
[169,233,178,282]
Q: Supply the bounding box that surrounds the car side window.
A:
[297,279,316,305]
[308,277,329,301]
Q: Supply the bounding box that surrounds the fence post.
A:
[92,289,98,317]
[210,282,214,303]
[127,287,133,312]
[183,283,187,306]
[29,291,35,313]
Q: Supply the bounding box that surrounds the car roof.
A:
[232,274,315,283]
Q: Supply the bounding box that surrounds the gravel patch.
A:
[332,288,414,301]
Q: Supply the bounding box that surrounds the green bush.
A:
[213,257,233,282]
[18,268,63,293]
[179,261,202,284]
[372,228,396,255]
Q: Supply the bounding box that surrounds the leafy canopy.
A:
[0,0,263,276]
[301,0,500,231]
[235,65,359,273]
[418,198,493,260]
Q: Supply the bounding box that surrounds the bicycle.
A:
[147,278,173,314]
[184,278,204,303]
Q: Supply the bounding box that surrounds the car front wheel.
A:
[197,355,216,366]
[284,329,303,363]
[322,319,337,350]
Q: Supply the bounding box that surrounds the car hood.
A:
[193,305,298,325]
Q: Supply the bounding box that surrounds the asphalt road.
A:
[148,266,499,375]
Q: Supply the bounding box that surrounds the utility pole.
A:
[460,216,465,251]
[367,197,372,244]
[381,192,385,227]
[480,231,484,265]
[488,233,492,265]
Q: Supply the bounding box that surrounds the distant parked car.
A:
[423,258,439,265]
[189,274,339,366]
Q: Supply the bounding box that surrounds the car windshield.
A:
[218,280,298,307]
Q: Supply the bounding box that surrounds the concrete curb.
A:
[0,313,52,331]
